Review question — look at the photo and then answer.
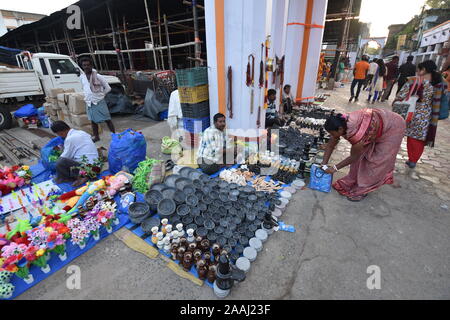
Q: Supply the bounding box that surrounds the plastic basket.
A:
[176,67,208,87]
[181,101,210,118]
[178,85,209,104]
[183,116,210,134]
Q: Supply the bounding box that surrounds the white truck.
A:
[0,52,123,130]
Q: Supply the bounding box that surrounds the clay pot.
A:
[170,243,179,260]
[212,243,221,257]
[197,260,208,280]
[207,264,217,283]
[183,252,193,272]
[188,242,197,253]
[179,237,187,249]
[200,239,210,252]
[204,252,212,265]
[177,247,186,261]
[193,249,203,262]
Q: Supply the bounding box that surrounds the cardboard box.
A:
[68,93,86,115]
[56,110,65,121]
[64,88,76,94]
[70,114,90,127]
[49,88,64,98]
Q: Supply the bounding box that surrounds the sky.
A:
[1,0,427,37]
[1,0,77,15]
[360,0,427,38]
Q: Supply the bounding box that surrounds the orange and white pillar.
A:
[284,0,328,104]
[205,0,328,135]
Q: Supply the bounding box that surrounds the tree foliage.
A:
[426,0,450,9]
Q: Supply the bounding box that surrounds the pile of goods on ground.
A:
[44,88,101,135]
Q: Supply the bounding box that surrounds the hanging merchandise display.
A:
[263,36,271,110]
[227,66,233,119]
[246,54,256,114]
[257,43,264,128]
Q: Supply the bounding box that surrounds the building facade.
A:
[0,10,46,37]
[415,20,450,70]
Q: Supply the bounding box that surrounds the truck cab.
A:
[17,52,123,97]
[0,52,123,130]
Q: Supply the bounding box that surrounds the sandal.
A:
[346,194,368,202]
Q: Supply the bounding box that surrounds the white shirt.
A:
[80,70,111,107]
[61,129,99,163]
[369,62,378,76]
[167,90,183,130]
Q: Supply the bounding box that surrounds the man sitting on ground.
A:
[51,121,99,187]
[197,113,235,175]
[265,89,285,128]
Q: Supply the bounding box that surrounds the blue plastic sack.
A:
[14,104,38,118]
[439,92,449,120]
[39,115,49,128]
[308,164,333,193]
[40,136,64,172]
[108,129,147,174]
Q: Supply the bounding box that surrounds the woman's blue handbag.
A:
[308,164,333,193]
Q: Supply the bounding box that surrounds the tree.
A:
[426,0,450,8]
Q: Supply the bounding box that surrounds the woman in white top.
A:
[367,59,386,104]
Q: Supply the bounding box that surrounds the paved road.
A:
[17,84,450,300]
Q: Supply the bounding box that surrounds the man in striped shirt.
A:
[197,113,234,174]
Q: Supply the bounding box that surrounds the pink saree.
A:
[333,108,406,198]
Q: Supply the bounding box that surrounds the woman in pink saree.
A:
[321,109,406,202]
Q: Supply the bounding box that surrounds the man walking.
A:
[364,59,379,90]
[381,56,399,102]
[349,55,370,102]
[79,57,116,142]
[397,56,417,94]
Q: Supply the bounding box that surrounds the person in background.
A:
[282,84,294,114]
[397,56,417,94]
[265,89,285,128]
[51,121,99,187]
[367,59,386,104]
[364,59,379,90]
[337,58,346,82]
[394,60,444,169]
[381,56,400,102]
[80,57,115,143]
[321,109,405,202]
[167,89,183,140]
[197,113,235,175]
[349,55,370,102]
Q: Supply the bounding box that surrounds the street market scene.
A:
[0,0,449,301]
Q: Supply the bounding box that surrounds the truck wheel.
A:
[0,108,13,130]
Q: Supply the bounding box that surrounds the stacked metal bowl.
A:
[142,167,280,262]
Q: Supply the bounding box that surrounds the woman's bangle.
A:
[333,165,339,172]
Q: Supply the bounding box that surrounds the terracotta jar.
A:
[207,264,217,283]
[177,247,186,261]
[170,243,179,260]
[204,252,212,265]
[193,249,203,262]
[183,252,193,272]
[200,239,210,252]
[212,243,221,257]
[197,259,208,280]
[179,237,188,249]
[187,242,197,253]
[195,236,203,247]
